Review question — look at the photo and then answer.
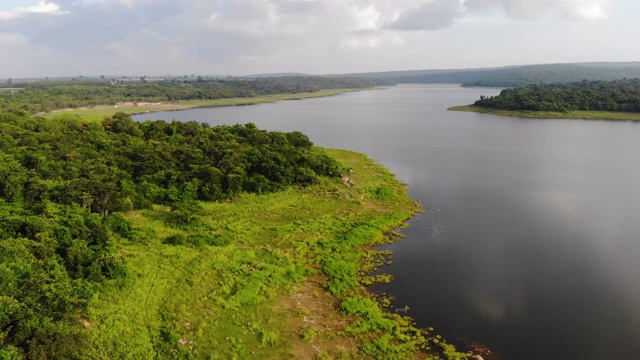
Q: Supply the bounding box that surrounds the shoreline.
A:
[448,104,640,121]
[83,148,453,358]
[41,87,378,121]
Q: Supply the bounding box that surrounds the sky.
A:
[1,0,639,78]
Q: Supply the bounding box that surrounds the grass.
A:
[41,88,374,122]
[449,104,640,121]
[81,148,467,359]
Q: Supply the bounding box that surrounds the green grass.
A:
[81,147,469,359]
[41,88,374,122]
[449,104,640,121]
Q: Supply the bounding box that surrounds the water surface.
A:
[134,84,640,359]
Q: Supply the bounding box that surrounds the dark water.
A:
[134,84,640,359]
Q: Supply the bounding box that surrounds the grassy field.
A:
[41,88,373,122]
[80,148,469,359]
[449,105,640,121]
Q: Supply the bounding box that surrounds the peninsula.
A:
[449,78,640,121]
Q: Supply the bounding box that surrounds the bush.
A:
[369,186,397,200]
[187,233,229,247]
[163,233,188,245]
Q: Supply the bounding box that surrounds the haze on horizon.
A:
[1,0,638,79]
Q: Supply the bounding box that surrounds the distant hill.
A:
[242,72,308,78]
[339,62,640,87]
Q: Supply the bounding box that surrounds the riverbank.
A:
[449,105,640,121]
[80,147,472,359]
[41,88,376,122]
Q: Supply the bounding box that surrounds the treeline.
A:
[472,78,640,112]
[0,76,387,114]
[461,63,640,87]
[0,111,341,358]
[346,62,640,87]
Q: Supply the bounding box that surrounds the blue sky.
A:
[1,0,638,78]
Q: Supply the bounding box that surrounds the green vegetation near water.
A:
[41,88,372,122]
[0,76,387,117]
[0,110,468,359]
[450,78,640,121]
[449,105,640,121]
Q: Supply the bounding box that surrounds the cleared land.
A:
[41,88,372,122]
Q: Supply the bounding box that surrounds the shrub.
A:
[369,186,397,200]
[163,233,188,245]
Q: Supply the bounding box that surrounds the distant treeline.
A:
[0,110,341,358]
[0,76,388,114]
[471,78,640,112]
[346,62,640,87]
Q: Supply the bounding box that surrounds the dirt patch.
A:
[117,101,163,107]
[454,338,501,360]
[280,275,360,359]
[75,314,92,329]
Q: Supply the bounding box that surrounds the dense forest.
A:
[0,76,388,114]
[0,110,342,358]
[471,78,640,112]
[345,62,640,87]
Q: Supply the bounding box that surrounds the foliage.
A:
[368,185,397,200]
[472,78,640,112]
[0,111,340,213]
[0,111,341,358]
[353,61,640,87]
[0,76,386,114]
[0,110,468,359]
[0,203,124,358]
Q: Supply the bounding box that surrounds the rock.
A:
[340,173,354,187]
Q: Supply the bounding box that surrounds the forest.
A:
[348,62,640,87]
[0,76,388,114]
[471,78,640,112]
[0,110,342,358]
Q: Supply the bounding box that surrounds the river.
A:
[133,84,640,359]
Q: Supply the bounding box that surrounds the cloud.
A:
[0,0,633,78]
[384,0,613,32]
[0,1,68,20]
[341,36,381,50]
[386,0,462,31]
[0,32,27,46]
[463,0,612,21]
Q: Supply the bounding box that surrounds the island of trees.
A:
[449,78,640,121]
[472,78,640,112]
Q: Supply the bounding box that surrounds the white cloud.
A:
[0,1,67,20]
[463,0,612,21]
[341,36,381,50]
[0,0,635,78]
[0,32,27,46]
[347,4,381,31]
[386,0,462,31]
